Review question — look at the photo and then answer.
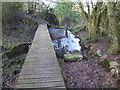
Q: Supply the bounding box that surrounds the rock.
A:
[69,50,81,54]
[84,43,91,50]
[64,53,83,62]
[87,51,92,55]
[17,54,27,60]
[100,54,108,60]
[115,57,120,60]
[96,49,102,57]
[100,59,119,76]
[110,68,119,77]
[90,46,93,50]
[109,61,119,68]
[48,28,66,40]
[2,42,31,58]
[56,48,64,58]
[107,42,119,54]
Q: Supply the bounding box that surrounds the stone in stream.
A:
[64,53,83,62]
[48,28,66,40]
[56,48,64,58]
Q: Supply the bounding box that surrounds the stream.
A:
[48,28,82,58]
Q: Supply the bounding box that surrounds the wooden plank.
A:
[16,79,64,85]
[18,73,63,79]
[20,71,62,75]
[16,82,65,88]
[21,63,59,67]
[15,82,65,88]
[23,61,59,66]
[20,68,61,74]
[19,72,62,76]
[25,57,57,61]
[27,52,57,58]
[17,77,63,80]
[20,69,62,75]
[21,65,60,69]
[15,24,65,88]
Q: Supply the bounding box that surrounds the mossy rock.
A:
[99,59,119,73]
[99,59,111,71]
[2,42,31,59]
[64,53,83,62]
[109,61,119,68]
[110,68,119,77]
[107,42,119,54]
[109,61,119,77]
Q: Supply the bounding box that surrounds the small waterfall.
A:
[49,28,82,57]
[64,30,81,52]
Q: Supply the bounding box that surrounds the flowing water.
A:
[49,28,82,57]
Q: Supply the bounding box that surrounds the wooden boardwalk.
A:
[15,24,65,88]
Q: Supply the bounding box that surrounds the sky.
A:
[41,0,97,8]
[39,0,97,12]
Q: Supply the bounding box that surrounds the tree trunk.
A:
[59,18,63,26]
[107,2,120,54]
[85,16,97,42]
[116,3,120,53]
[79,2,104,42]
[33,2,37,15]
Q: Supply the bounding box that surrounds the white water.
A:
[52,29,81,53]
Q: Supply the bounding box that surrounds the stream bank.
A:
[55,30,120,88]
[48,26,119,88]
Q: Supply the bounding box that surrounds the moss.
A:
[99,59,111,71]
[100,59,119,77]
[79,31,91,50]
[2,42,31,59]
[64,53,83,62]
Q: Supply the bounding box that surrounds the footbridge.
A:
[15,23,66,88]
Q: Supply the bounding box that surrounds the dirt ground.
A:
[60,37,120,88]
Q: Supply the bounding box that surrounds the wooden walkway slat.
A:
[15,83,65,88]
[15,24,65,88]
[16,79,64,84]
